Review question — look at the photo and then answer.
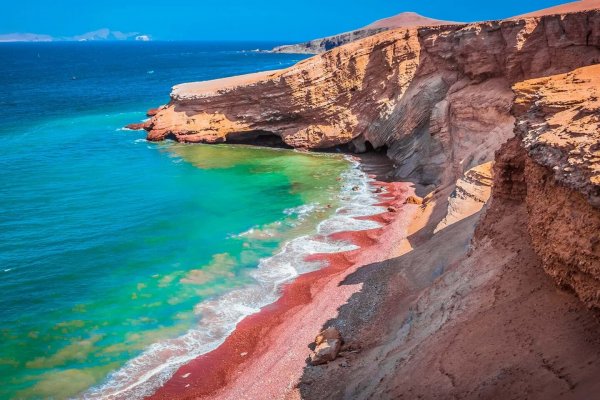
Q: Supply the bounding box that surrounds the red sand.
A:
[149,180,416,399]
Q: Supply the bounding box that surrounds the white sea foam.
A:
[83,155,385,400]
[283,203,319,220]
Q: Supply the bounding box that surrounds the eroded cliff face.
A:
[295,65,600,400]
[141,10,600,188]
[513,65,600,207]
[506,65,600,309]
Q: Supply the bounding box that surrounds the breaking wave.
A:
[82,157,386,400]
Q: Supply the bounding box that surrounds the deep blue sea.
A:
[0,42,381,399]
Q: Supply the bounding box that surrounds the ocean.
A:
[0,42,382,399]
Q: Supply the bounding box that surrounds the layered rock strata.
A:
[509,65,600,308]
[139,10,600,189]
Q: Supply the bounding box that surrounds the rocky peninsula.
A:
[270,12,457,54]
[129,1,600,398]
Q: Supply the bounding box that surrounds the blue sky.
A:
[2,0,571,41]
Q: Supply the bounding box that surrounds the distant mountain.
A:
[271,12,459,54]
[71,29,138,41]
[0,29,151,42]
[362,11,459,29]
[0,33,54,42]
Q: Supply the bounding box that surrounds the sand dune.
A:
[516,0,600,17]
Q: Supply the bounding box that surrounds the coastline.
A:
[148,154,417,399]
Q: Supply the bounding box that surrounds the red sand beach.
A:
[150,175,417,399]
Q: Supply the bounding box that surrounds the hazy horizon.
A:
[2,0,572,41]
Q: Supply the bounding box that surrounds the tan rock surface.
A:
[310,339,341,366]
[513,64,600,207]
[434,161,493,233]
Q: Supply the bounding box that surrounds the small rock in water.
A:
[352,186,360,191]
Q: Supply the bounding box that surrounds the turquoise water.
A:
[0,42,362,399]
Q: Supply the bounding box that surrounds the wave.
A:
[82,156,385,400]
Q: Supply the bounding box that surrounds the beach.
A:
[150,154,418,399]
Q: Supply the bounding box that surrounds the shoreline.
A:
[148,154,417,399]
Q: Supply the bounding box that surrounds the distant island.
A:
[0,28,151,42]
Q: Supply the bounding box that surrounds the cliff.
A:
[294,64,600,400]
[297,132,600,400]
[271,12,455,54]
[270,27,387,55]
[140,10,600,190]
[511,65,600,308]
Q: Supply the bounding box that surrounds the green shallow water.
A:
[1,138,350,400]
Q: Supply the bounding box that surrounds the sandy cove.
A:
[150,167,418,399]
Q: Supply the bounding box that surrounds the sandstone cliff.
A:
[271,12,454,54]
[295,65,600,400]
[510,65,600,308]
[140,10,600,190]
[298,133,600,400]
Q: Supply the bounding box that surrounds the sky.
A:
[0,0,574,41]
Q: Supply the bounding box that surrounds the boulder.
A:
[405,196,423,205]
[310,327,342,365]
[310,339,341,365]
[315,327,341,345]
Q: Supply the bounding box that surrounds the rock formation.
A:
[509,65,600,308]
[136,10,600,191]
[513,65,600,207]
[271,12,456,54]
